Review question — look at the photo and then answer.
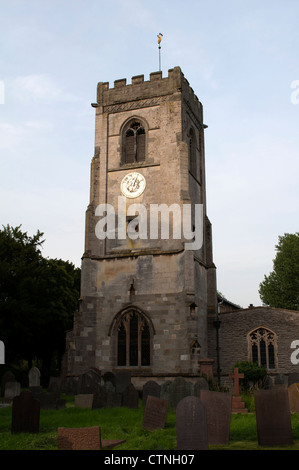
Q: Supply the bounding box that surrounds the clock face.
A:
[120,172,146,198]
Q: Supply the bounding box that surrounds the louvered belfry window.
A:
[124,121,146,164]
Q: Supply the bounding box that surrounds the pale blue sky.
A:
[1,0,298,308]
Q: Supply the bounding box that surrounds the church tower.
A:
[65,67,217,385]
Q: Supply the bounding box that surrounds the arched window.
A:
[123,120,146,164]
[248,327,277,370]
[116,310,151,367]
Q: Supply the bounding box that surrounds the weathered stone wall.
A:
[208,306,299,384]
[65,67,217,380]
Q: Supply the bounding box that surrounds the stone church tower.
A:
[65,67,217,385]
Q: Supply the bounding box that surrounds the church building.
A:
[63,67,299,389]
[64,67,218,387]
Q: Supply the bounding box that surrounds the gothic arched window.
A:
[123,120,146,164]
[248,327,277,370]
[116,310,151,367]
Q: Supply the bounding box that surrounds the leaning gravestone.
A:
[11,390,40,434]
[288,383,299,414]
[200,390,232,445]
[142,380,161,406]
[176,396,208,450]
[142,395,169,431]
[254,389,293,446]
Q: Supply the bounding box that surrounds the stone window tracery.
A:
[117,310,150,367]
[248,327,277,370]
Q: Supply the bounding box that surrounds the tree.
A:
[233,361,267,390]
[0,225,80,371]
[259,233,299,310]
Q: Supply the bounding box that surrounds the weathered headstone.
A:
[160,380,172,402]
[78,368,102,395]
[104,381,122,407]
[103,372,116,388]
[4,381,21,403]
[193,377,209,396]
[92,386,108,409]
[142,380,161,406]
[263,375,273,390]
[114,370,131,394]
[288,383,299,413]
[254,389,293,446]
[11,390,40,434]
[28,367,41,387]
[1,371,15,396]
[176,396,208,450]
[75,394,94,408]
[48,376,62,391]
[169,377,193,409]
[200,390,232,445]
[123,383,139,408]
[142,395,169,431]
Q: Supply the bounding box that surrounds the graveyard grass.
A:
[1,394,299,450]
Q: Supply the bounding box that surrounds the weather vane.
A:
[157,33,163,71]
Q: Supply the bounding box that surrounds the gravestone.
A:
[263,375,273,390]
[48,376,62,391]
[160,380,172,402]
[11,390,40,434]
[193,377,209,396]
[142,395,169,431]
[92,386,109,409]
[254,389,293,446]
[169,377,193,409]
[78,368,102,395]
[104,381,122,407]
[123,383,139,408]
[28,367,41,387]
[1,371,15,396]
[200,390,232,445]
[176,396,208,450]
[4,381,21,403]
[103,372,116,388]
[114,370,131,394]
[75,394,94,408]
[288,383,299,413]
[57,426,126,450]
[142,380,161,406]
[229,368,248,413]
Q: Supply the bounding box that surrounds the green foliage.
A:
[233,361,267,390]
[0,224,80,373]
[259,232,299,310]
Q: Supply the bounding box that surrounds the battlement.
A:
[94,66,202,113]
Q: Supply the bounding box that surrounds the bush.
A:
[233,361,267,390]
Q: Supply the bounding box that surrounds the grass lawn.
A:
[0,394,299,451]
